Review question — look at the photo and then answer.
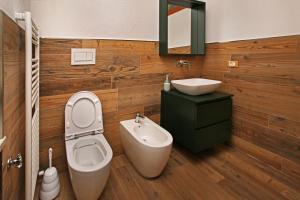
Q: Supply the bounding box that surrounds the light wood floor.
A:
[34,145,300,200]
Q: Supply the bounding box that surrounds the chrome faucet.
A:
[135,113,145,123]
[176,60,191,68]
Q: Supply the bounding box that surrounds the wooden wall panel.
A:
[40,35,300,178]
[1,12,25,199]
[40,39,202,171]
[202,35,300,179]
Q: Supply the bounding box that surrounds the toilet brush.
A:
[40,148,60,200]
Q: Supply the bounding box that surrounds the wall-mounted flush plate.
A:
[228,60,239,68]
[71,48,96,65]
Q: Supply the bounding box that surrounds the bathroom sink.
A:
[171,78,222,95]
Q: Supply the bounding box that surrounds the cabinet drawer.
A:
[192,120,232,153]
[195,99,232,128]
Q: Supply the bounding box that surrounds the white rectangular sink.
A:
[171,78,222,96]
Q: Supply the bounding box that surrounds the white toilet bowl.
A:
[120,116,173,178]
[65,91,113,200]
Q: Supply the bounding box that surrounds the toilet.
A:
[65,91,113,200]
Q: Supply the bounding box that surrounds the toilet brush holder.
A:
[40,148,60,200]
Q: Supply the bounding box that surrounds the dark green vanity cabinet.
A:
[161,90,232,153]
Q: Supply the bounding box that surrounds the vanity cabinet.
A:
[161,90,232,153]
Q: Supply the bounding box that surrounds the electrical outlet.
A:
[228,60,239,68]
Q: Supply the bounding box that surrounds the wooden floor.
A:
[35,145,300,200]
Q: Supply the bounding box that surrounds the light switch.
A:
[228,60,239,68]
[71,48,96,65]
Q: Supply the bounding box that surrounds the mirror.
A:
[160,0,205,55]
[168,5,192,54]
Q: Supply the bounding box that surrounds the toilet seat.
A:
[65,91,104,140]
[66,134,113,173]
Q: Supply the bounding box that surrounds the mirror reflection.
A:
[168,5,191,54]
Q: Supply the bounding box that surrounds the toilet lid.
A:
[65,91,104,138]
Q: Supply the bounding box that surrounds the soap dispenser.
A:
[164,74,171,92]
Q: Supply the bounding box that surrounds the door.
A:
[0,11,26,200]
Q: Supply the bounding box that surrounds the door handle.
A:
[7,153,23,169]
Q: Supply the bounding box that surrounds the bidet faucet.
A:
[135,113,145,123]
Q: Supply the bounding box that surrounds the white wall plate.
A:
[71,48,96,65]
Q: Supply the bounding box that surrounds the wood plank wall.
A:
[40,35,300,179]
[39,39,202,171]
[1,11,26,199]
[201,35,300,180]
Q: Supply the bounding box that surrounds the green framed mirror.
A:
[159,0,206,55]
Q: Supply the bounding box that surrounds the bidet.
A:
[120,116,173,178]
